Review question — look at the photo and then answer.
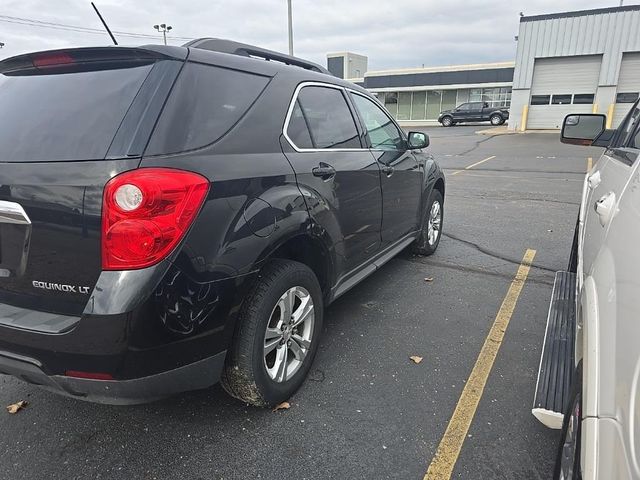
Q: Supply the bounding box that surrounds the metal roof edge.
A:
[521,4,640,23]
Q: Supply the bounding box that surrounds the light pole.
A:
[153,23,172,45]
[287,0,293,55]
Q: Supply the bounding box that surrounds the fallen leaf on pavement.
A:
[272,401,291,412]
[409,355,423,364]
[6,401,27,414]
[424,277,434,282]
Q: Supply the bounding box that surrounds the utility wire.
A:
[0,14,195,41]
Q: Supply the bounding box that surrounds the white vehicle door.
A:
[587,115,640,479]
[581,104,640,276]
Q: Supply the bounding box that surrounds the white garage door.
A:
[527,55,601,129]
[613,52,640,128]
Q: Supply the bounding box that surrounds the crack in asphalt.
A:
[446,193,580,206]
[399,255,553,286]
[441,232,558,274]
[442,167,585,175]
[457,133,500,156]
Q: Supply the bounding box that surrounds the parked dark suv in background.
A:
[0,39,445,407]
[438,101,509,127]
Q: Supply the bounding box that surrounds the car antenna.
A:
[90,2,118,45]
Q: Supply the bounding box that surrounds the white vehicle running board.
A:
[532,407,564,429]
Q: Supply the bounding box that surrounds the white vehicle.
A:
[533,103,640,479]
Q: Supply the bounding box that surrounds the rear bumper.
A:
[0,261,259,403]
[0,348,226,404]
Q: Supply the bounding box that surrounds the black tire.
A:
[441,116,453,127]
[490,114,504,126]
[221,259,323,407]
[553,363,583,480]
[412,189,444,256]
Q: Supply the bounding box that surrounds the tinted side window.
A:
[286,100,313,149]
[350,93,404,151]
[617,105,640,148]
[294,86,360,149]
[147,63,269,155]
[458,103,471,111]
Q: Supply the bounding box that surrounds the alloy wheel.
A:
[263,286,315,383]
[427,200,442,246]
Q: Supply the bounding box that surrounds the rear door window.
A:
[0,64,153,161]
[288,86,361,149]
[146,62,270,155]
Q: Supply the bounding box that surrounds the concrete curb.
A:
[475,126,560,135]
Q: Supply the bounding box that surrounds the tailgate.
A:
[0,47,182,317]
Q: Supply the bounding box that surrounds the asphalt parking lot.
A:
[0,125,602,480]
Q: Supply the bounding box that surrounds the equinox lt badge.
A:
[32,281,90,294]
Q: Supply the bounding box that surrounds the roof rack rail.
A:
[183,38,331,75]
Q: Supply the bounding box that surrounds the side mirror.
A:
[408,132,429,149]
[561,114,606,146]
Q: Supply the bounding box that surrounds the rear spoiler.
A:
[0,46,187,75]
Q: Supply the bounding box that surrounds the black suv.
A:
[0,39,445,406]
[438,101,509,127]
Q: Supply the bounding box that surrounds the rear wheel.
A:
[490,114,504,126]
[554,364,582,480]
[221,259,323,406]
[412,189,443,256]
[441,116,453,127]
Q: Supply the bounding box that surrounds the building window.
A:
[383,92,398,117]
[397,92,412,120]
[572,94,595,104]
[531,95,551,105]
[441,90,457,112]
[551,94,572,105]
[616,92,639,104]
[410,91,426,120]
[426,90,443,119]
[470,87,511,108]
[469,89,483,102]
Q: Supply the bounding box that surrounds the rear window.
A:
[0,64,153,161]
[146,62,270,155]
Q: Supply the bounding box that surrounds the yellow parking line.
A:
[587,157,593,172]
[424,249,537,480]
[450,155,496,175]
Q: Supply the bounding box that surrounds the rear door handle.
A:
[594,191,617,226]
[381,165,394,177]
[312,163,336,180]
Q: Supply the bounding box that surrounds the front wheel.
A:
[412,189,443,256]
[490,114,504,126]
[441,116,453,127]
[221,259,323,407]
[553,364,582,480]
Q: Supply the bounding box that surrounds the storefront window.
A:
[441,90,457,112]
[397,92,411,120]
[426,90,442,119]
[469,89,483,102]
[373,86,511,120]
[411,91,426,120]
[383,92,398,117]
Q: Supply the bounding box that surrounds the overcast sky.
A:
[1,0,638,70]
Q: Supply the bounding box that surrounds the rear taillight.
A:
[102,168,209,270]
